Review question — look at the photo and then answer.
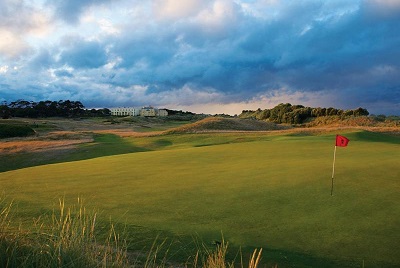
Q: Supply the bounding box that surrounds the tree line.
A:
[0,100,111,119]
[239,103,370,124]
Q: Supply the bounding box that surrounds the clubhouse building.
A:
[110,106,168,117]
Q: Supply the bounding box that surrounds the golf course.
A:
[1,117,399,267]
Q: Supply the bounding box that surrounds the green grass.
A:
[0,134,150,173]
[0,130,399,267]
[0,132,278,173]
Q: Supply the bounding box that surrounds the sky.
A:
[0,0,399,115]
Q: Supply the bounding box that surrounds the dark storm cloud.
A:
[29,48,55,70]
[60,40,108,69]
[115,33,178,69]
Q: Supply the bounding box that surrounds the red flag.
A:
[336,135,349,147]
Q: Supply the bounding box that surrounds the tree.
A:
[269,103,293,123]
[353,107,369,116]
[0,104,10,119]
[343,110,354,116]
[256,109,270,120]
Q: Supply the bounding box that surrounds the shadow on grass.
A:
[66,133,151,160]
[0,134,150,173]
[151,139,173,147]
[346,130,400,145]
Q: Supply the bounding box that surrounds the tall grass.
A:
[0,197,129,267]
[0,198,264,268]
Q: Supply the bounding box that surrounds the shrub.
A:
[0,124,35,138]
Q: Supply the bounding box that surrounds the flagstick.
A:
[331,145,337,196]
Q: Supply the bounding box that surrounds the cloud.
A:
[0,66,9,74]
[194,0,241,32]
[0,0,399,115]
[362,0,400,19]
[54,70,74,78]
[60,39,108,69]
[113,32,177,70]
[153,0,209,20]
[0,29,30,59]
[176,88,338,115]
[0,0,52,59]
[91,0,400,115]
[29,48,55,70]
[47,0,114,24]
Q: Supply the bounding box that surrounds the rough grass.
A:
[305,115,400,128]
[1,130,399,267]
[0,198,129,268]
[166,117,286,133]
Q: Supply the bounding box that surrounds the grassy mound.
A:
[0,124,36,138]
[166,117,285,133]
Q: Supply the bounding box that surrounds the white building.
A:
[140,107,169,117]
[158,109,168,117]
[140,106,156,117]
[110,107,168,117]
[109,107,141,116]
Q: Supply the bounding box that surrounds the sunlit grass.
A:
[0,130,399,267]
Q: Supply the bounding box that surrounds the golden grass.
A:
[0,130,94,154]
[191,239,264,268]
[166,117,286,134]
[0,139,92,154]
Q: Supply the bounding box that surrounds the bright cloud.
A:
[0,29,29,59]
[153,0,207,20]
[195,0,239,29]
[0,65,9,73]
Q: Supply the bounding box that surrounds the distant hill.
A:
[166,117,286,133]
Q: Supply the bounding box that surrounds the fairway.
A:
[1,131,399,267]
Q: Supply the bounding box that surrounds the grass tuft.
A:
[202,239,233,268]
